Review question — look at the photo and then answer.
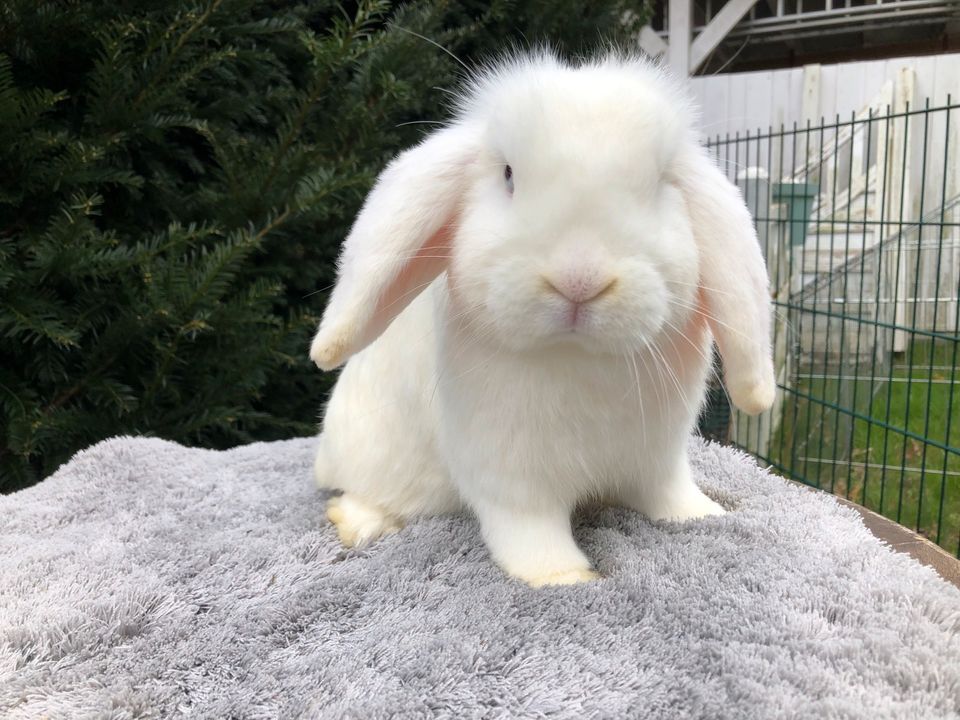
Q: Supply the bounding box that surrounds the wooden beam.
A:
[668,0,691,76]
[639,25,668,59]
[690,0,758,73]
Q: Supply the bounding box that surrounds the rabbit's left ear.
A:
[310,124,481,371]
[673,144,776,415]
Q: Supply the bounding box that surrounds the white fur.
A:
[310,53,774,587]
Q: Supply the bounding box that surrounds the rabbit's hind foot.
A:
[326,493,403,548]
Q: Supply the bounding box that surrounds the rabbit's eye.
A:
[504,164,514,195]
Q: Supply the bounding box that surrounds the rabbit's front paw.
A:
[636,482,726,522]
[326,493,403,548]
[473,500,600,587]
[618,457,727,523]
[523,568,601,588]
[650,487,725,522]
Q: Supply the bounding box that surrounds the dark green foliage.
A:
[0,0,649,490]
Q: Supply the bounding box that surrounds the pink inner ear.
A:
[364,221,457,343]
[660,288,711,381]
[694,285,723,354]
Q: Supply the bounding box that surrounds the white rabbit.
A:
[310,52,775,587]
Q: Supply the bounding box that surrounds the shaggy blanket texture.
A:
[1,437,959,719]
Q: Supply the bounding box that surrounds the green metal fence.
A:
[705,97,960,557]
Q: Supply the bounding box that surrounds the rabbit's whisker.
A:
[659,318,734,413]
[626,351,647,447]
[302,281,337,299]
[395,120,448,128]
[664,278,738,298]
[638,343,666,422]
[668,298,755,343]
[648,340,689,410]
[389,24,470,72]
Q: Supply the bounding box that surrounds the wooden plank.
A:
[743,71,774,176]
[932,54,960,105]
[787,67,804,126]
[767,69,791,183]
[639,25,668,60]
[801,64,821,125]
[920,56,951,233]
[818,63,839,125]
[669,0,691,76]
[931,55,959,211]
[689,0,758,72]
[688,76,706,126]
[744,70,773,133]
[912,55,938,101]
[861,60,889,115]
[692,53,960,141]
[833,61,867,121]
[699,72,731,141]
[724,73,749,179]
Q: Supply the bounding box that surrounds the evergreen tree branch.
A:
[132,0,226,109]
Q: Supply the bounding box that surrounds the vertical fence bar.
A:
[916,100,950,538]
[800,116,832,488]
[751,126,765,457]
[820,113,842,495]
[776,122,792,473]
[741,129,752,450]
[829,110,858,497]
[862,104,894,512]
[878,102,911,518]
[934,98,957,553]
[803,116,828,488]
[847,108,875,503]
[897,99,930,530]
[760,125,775,460]
[788,121,806,483]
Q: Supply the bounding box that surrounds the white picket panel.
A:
[689,53,960,139]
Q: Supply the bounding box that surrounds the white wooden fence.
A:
[690,53,960,218]
[689,53,960,137]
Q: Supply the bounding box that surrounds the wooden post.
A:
[669,0,691,77]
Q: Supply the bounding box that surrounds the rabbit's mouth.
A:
[452,272,678,356]
[537,306,667,356]
[536,277,672,353]
[554,301,602,336]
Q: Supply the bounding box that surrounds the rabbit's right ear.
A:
[310,124,481,371]
[673,143,776,415]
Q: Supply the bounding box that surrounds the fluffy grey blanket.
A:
[1,436,959,719]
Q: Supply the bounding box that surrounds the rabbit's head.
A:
[311,53,775,415]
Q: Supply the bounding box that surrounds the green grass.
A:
[769,340,960,557]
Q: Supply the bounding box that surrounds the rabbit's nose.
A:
[542,273,618,304]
